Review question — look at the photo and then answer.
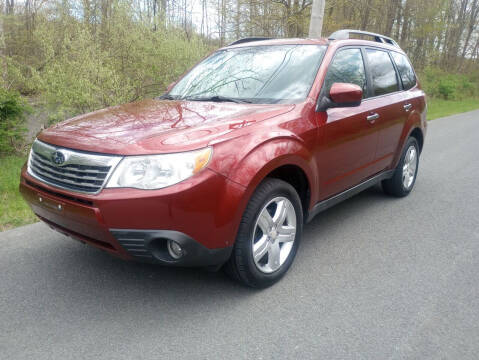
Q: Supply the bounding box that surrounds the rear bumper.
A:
[19,166,245,266]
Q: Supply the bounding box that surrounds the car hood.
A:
[38,99,295,155]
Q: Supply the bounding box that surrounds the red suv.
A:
[20,30,426,287]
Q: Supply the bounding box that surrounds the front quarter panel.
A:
[208,105,319,211]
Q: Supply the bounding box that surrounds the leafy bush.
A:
[5,59,42,96]
[421,67,479,100]
[438,78,456,100]
[0,89,30,155]
[4,3,211,120]
[460,78,476,97]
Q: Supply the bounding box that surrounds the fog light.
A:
[167,240,183,259]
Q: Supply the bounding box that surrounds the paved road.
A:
[2,111,479,360]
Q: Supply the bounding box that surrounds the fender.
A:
[390,109,423,169]
[205,135,318,248]
[227,136,318,209]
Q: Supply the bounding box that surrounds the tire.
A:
[382,137,420,197]
[224,178,303,288]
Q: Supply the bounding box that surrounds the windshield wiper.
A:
[183,95,253,104]
[158,94,179,100]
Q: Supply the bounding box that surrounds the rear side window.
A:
[365,49,399,96]
[391,52,416,90]
[323,48,367,98]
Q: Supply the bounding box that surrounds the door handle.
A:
[404,103,413,111]
[367,113,379,123]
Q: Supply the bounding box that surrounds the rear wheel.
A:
[224,178,303,288]
[382,137,420,197]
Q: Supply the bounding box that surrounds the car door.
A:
[390,50,425,143]
[363,48,408,173]
[316,47,382,200]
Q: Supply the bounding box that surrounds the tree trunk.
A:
[101,0,111,46]
[385,0,400,36]
[248,0,255,36]
[393,1,402,40]
[460,0,479,60]
[0,1,7,84]
[5,0,14,15]
[400,0,411,48]
[472,37,479,63]
[444,0,469,68]
[152,0,157,31]
[235,0,240,39]
[308,0,325,38]
[360,0,372,30]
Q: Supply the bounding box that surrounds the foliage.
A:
[3,1,211,118]
[420,67,479,100]
[0,155,37,231]
[0,89,30,155]
[0,0,478,135]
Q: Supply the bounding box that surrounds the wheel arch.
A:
[391,112,424,169]
[410,127,424,153]
[264,164,311,222]
[225,137,318,224]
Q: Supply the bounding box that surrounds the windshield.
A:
[167,45,327,104]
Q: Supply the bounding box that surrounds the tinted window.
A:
[169,45,327,104]
[391,52,416,90]
[366,49,399,96]
[323,48,367,98]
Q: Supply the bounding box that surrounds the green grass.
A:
[0,156,37,231]
[427,97,479,120]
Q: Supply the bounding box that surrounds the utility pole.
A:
[308,0,325,38]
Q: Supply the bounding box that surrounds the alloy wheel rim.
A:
[402,145,417,189]
[251,196,297,274]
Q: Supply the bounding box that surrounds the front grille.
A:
[28,140,122,194]
[25,180,94,206]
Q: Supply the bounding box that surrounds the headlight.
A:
[106,147,212,190]
[26,147,33,174]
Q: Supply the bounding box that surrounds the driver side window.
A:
[323,48,367,98]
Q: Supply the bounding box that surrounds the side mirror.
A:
[166,81,176,92]
[316,83,363,112]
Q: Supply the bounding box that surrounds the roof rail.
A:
[228,37,273,46]
[329,29,399,47]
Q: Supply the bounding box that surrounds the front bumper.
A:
[20,166,245,267]
[111,229,232,266]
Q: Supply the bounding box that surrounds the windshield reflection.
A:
[169,45,327,104]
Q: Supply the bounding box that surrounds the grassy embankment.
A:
[427,97,479,120]
[0,156,36,231]
[1,98,479,231]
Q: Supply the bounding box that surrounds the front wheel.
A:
[224,178,303,288]
[382,137,420,197]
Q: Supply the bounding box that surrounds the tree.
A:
[309,0,325,38]
[0,1,6,83]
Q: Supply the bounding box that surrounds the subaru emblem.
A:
[51,151,66,165]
